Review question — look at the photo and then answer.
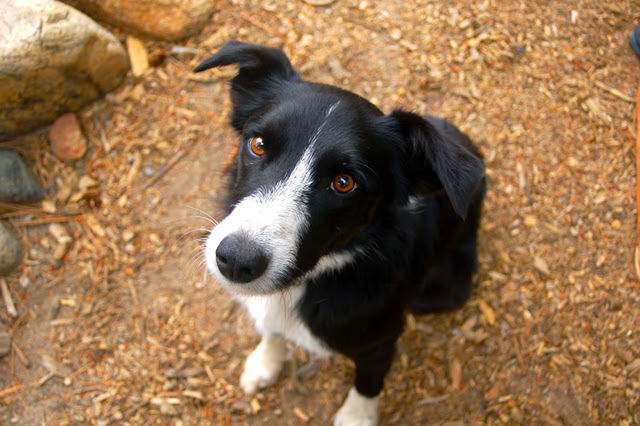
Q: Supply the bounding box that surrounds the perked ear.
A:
[194,41,301,131]
[390,110,485,219]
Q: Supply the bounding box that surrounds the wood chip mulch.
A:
[0,1,638,424]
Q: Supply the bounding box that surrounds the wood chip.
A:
[250,397,261,414]
[533,256,550,275]
[182,390,204,400]
[478,300,496,325]
[0,279,17,318]
[85,215,106,238]
[450,358,462,389]
[293,407,310,422]
[126,36,149,77]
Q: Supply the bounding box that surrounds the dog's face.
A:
[196,42,483,295]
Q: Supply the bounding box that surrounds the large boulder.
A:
[62,0,216,41]
[0,0,129,141]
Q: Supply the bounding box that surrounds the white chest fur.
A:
[235,284,332,358]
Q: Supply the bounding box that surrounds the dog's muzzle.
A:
[215,232,271,283]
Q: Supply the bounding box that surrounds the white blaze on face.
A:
[205,101,341,294]
[205,147,315,294]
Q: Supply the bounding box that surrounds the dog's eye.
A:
[249,136,265,156]
[331,174,356,194]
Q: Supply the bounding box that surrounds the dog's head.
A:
[196,41,484,295]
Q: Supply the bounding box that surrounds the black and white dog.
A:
[195,42,485,425]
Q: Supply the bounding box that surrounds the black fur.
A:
[196,42,485,400]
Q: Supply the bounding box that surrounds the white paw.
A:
[334,387,379,426]
[239,335,287,395]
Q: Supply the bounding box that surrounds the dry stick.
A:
[594,81,635,103]
[141,149,189,191]
[0,279,17,318]
[11,342,30,368]
[15,214,84,227]
[240,11,282,39]
[0,383,22,399]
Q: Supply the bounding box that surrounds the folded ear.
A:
[389,110,485,219]
[194,41,301,131]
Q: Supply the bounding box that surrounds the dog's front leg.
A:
[334,342,395,426]
[240,334,288,394]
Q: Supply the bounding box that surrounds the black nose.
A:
[215,233,270,283]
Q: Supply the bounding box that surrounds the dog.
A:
[195,41,485,425]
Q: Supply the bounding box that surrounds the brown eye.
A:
[249,136,265,156]
[331,174,356,193]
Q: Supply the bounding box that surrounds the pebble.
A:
[0,148,45,204]
[0,222,23,275]
[49,113,87,161]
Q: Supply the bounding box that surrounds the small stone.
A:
[611,219,621,229]
[49,113,87,161]
[0,149,45,204]
[0,222,23,275]
[390,28,402,41]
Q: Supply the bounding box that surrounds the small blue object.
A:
[631,24,640,57]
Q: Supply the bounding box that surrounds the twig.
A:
[127,281,139,306]
[417,394,449,405]
[124,399,150,418]
[14,214,83,227]
[1,279,17,318]
[0,383,22,398]
[0,201,42,213]
[240,11,283,39]
[12,342,30,368]
[141,149,188,191]
[594,80,635,103]
[38,373,56,386]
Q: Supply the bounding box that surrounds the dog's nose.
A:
[215,233,270,283]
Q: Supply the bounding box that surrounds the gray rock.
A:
[0,0,129,140]
[0,222,23,276]
[0,149,45,204]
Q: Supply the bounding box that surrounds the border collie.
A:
[195,41,485,425]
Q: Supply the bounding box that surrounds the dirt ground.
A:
[1,0,639,424]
